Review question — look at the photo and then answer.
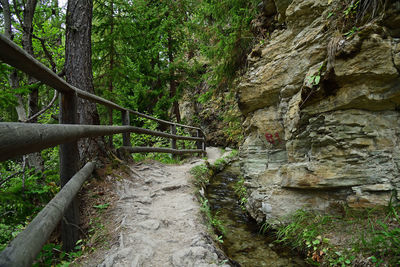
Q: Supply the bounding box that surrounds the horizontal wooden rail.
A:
[0,162,95,267]
[0,123,204,162]
[0,33,207,261]
[0,34,203,133]
[121,146,204,155]
[127,110,202,131]
[0,35,123,111]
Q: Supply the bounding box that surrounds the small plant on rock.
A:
[199,197,226,239]
[190,164,210,188]
[234,175,248,211]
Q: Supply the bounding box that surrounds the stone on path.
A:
[98,148,229,267]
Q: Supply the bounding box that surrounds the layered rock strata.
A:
[238,0,400,222]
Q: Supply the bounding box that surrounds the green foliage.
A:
[344,26,359,37]
[0,147,60,251]
[93,203,110,210]
[227,149,239,158]
[176,126,197,150]
[93,0,196,120]
[130,117,166,147]
[120,115,199,164]
[197,91,213,104]
[132,153,183,165]
[223,111,243,145]
[199,197,226,237]
[354,204,400,265]
[33,240,85,266]
[191,151,238,191]
[233,175,247,211]
[308,62,326,86]
[267,203,400,266]
[212,150,238,171]
[273,210,331,250]
[270,210,349,265]
[0,0,65,123]
[192,0,259,90]
[190,164,210,188]
[0,63,17,121]
[344,0,360,17]
[0,224,24,251]
[213,158,227,171]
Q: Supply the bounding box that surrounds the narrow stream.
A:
[206,171,307,267]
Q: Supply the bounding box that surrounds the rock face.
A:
[238,0,400,223]
[179,87,243,148]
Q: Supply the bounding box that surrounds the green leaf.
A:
[312,239,320,245]
[314,75,321,85]
[93,203,110,210]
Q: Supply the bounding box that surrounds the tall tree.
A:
[92,0,194,123]
[12,0,40,121]
[65,0,104,161]
[0,0,26,122]
[92,0,118,145]
[4,0,46,171]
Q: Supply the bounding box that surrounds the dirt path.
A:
[96,147,231,267]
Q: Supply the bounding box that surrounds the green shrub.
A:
[199,197,226,237]
[266,203,400,266]
[190,164,210,188]
[233,175,247,211]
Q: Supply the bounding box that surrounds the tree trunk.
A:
[1,0,12,39]
[65,0,105,162]
[21,0,45,172]
[22,0,39,121]
[2,0,44,170]
[167,31,181,123]
[1,0,27,122]
[107,0,114,147]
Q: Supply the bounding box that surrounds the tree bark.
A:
[22,0,39,121]
[107,0,114,147]
[1,0,27,122]
[3,0,42,171]
[65,0,105,162]
[21,0,44,172]
[167,30,181,123]
[1,0,12,39]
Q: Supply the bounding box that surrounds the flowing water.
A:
[206,171,307,267]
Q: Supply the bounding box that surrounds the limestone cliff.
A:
[238,0,400,223]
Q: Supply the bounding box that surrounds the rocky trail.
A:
[94,147,231,267]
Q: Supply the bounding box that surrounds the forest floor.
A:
[74,147,230,267]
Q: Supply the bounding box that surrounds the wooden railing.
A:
[0,33,206,267]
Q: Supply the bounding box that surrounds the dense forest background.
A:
[0,0,263,261]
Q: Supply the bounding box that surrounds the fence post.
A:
[196,129,206,157]
[59,92,80,252]
[202,136,207,157]
[122,110,131,147]
[196,129,202,156]
[171,124,177,153]
[108,108,113,147]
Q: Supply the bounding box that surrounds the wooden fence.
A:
[0,34,206,267]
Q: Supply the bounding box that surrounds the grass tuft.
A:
[264,202,400,266]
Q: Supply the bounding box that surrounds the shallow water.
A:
[206,171,307,267]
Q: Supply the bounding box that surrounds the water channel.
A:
[206,170,307,267]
